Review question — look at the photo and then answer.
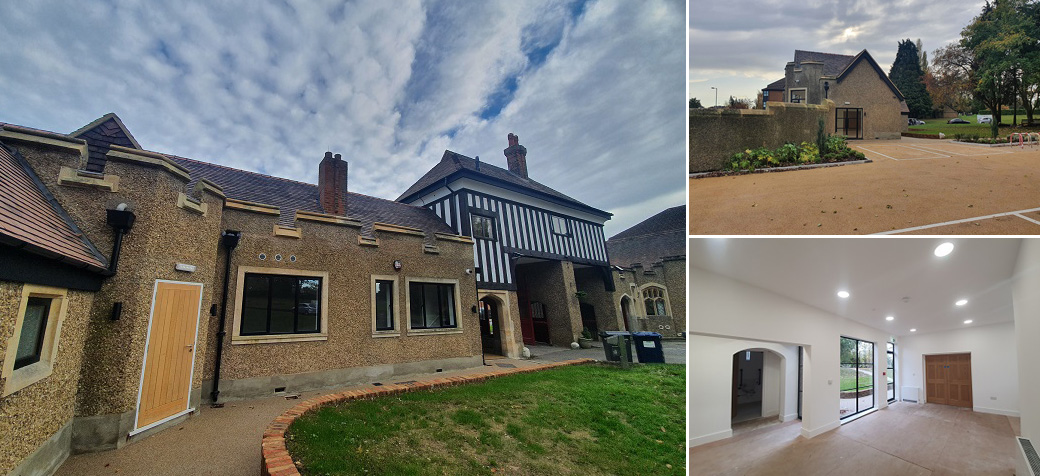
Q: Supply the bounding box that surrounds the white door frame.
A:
[131,279,204,435]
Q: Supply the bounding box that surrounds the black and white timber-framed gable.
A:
[397,133,613,291]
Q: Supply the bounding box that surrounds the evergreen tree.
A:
[890,39,934,118]
[689,97,703,108]
[917,38,929,73]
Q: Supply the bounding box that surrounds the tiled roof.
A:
[606,205,684,268]
[793,50,856,77]
[70,113,140,173]
[0,142,108,272]
[397,150,611,218]
[764,78,786,90]
[166,155,454,234]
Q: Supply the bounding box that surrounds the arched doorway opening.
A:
[478,297,503,355]
[731,348,786,434]
[620,295,633,331]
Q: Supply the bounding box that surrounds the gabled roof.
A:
[70,113,142,173]
[165,156,455,234]
[397,150,611,219]
[605,205,685,268]
[833,50,905,101]
[793,50,857,77]
[0,142,108,272]
[4,114,454,235]
[764,78,786,91]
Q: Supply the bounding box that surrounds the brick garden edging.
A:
[260,358,597,476]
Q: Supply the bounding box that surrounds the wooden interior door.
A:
[925,353,972,408]
[137,281,203,429]
[947,354,973,408]
[925,355,948,405]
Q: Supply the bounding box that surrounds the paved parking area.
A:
[690,137,1040,235]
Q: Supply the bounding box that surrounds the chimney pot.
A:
[318,152,348,216]
[503,132,528,179]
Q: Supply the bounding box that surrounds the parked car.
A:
[978,117,992,124]
[947,118,970,124]
[908,118,925,126]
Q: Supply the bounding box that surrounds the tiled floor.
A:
[690,403,1020,475]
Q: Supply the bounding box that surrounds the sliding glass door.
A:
[840,337,875,419]
[887,342,896,403]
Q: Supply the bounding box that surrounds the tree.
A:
[755,92,764,109]
[931,44,975,114]
[689,97,703,108]
[917,38,929,74]
[726,95,751,109]
[890,39,934,118]
[960,0,1036,127]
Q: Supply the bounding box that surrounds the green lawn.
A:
[839,367,874,392]
[908,113,1040,137]
[286,364,686,476]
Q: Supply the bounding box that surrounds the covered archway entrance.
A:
[478,297,503,355]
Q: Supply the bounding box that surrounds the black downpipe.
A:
[210,230,241,406]
[105,208,136,274]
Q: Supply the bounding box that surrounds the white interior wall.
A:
[761,351,782,418]
[1013,239,1040,440]
[689,266,894,447]
[899,322,1019,416]
[687,335,799,446]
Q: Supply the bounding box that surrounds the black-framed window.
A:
[14,297,51,369]
[887,342,896,403]
[241,273,321,335]
[375,280,394,331]
[409,282,457,329]
[840,336,875,420]
[550,215,569,235]
[471,214,495,240]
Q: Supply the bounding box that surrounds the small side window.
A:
[375,280,394,331]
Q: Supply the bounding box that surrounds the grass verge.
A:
[286,364,685,476]
[908,114,1040,137]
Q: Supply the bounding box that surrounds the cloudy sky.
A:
[689,0,987,107]
[0,0,684,237]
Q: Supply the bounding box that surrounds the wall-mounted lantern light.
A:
[824,81,830,99]
[393,260,402,271]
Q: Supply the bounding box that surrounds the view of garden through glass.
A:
[839,337,874,419]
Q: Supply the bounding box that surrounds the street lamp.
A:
[710,86,718,107]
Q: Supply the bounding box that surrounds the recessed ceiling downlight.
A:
[910,328,917,332]
[955,299,968,306]
[837,290,850,298]
[886,316,894,321]
[964,319,973,324]
[934,242,954,257]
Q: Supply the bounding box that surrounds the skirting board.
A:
[974,406,1020,417]
[688,429,733,448]
[781,413,799,422]
[801,420,840,439]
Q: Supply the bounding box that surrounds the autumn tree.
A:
[931,44,975,115]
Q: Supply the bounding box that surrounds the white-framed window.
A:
[550,215,569,236]
[789,88,807,104]
[405,278,463,335]
[2,284,70,396]
[371,275,400,337]
[231,266,329,344]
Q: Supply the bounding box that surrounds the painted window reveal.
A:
[409,282,457,329]
[643,286,667,316]
[240,273,322,335]
[471,214,495,240]
[375,280,394,331]
[887,342,896,403]
[14,297,50,369]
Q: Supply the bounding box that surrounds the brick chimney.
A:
[503,133,528,179]
[318,151,348,216]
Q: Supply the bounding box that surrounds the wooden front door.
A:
[925,353,972,408]
[136,280,203,429]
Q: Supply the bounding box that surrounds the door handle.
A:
[186,345,194,353]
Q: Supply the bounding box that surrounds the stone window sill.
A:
[231,333,328,345]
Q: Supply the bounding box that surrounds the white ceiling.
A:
[689,238,1022,336]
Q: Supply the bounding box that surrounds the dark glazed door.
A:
[836,108,863,139]
[478,299,502,355]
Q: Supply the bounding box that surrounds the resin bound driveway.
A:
[690,137,1040,235]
